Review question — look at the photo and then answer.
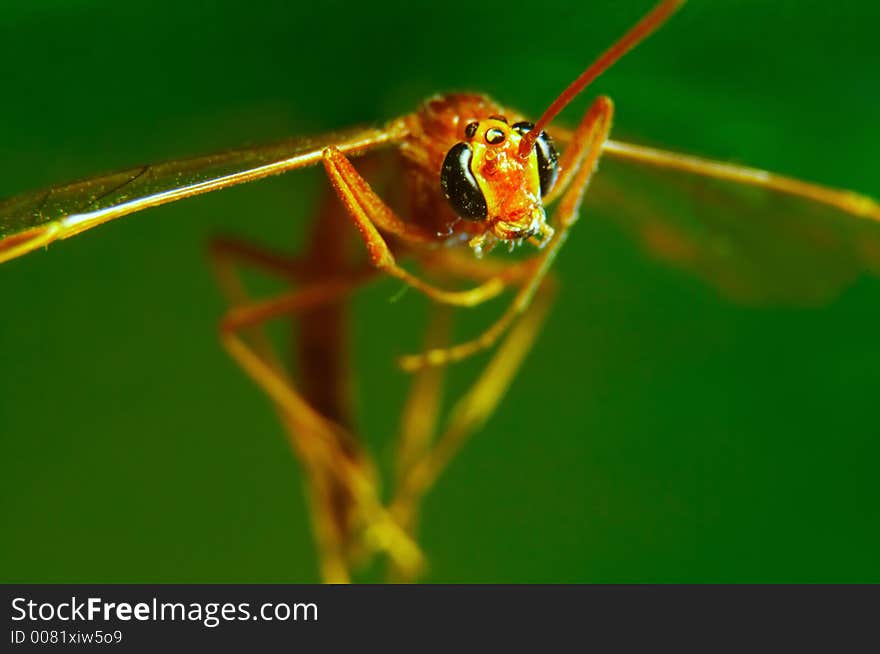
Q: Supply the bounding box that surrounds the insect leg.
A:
[209,236,312,283]
[543,99,617,206]
[395,305,452,487]
[212,265,356,581]
[221,325,425,579]
[219,270,376,333]
[322,147,514,307]
[208,237,331,374]
[398,97,615,371]
[392,257,537,538]
[418,247,534,284]
[392,254,535,493]
[278,411,353,583]
[209,239,422,580]
[390,280,556,555]
[210,232,368,581]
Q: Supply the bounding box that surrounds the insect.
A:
[2,1,879,582]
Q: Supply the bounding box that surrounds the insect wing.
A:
[585,145,880,304]
[0,124,403,264]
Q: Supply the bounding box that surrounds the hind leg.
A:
[208,230,423,581]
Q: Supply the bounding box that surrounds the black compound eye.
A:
[512,121,560,196]
[440,142,487,221]
[464,121,479,139]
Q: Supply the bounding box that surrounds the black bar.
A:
[3,585,878,651]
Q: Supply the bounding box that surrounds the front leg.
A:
[322,147,512,308]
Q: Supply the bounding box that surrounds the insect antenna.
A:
[518,0,686,159]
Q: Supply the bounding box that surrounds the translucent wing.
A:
[0,122,405,264]
[581,139,880,304]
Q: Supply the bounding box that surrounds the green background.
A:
[1,0,878,582]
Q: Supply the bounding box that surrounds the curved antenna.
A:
[518,0,686,158]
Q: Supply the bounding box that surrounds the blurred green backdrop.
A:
[1,0,878,583]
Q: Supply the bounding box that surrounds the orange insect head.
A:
[440,115,558,256]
